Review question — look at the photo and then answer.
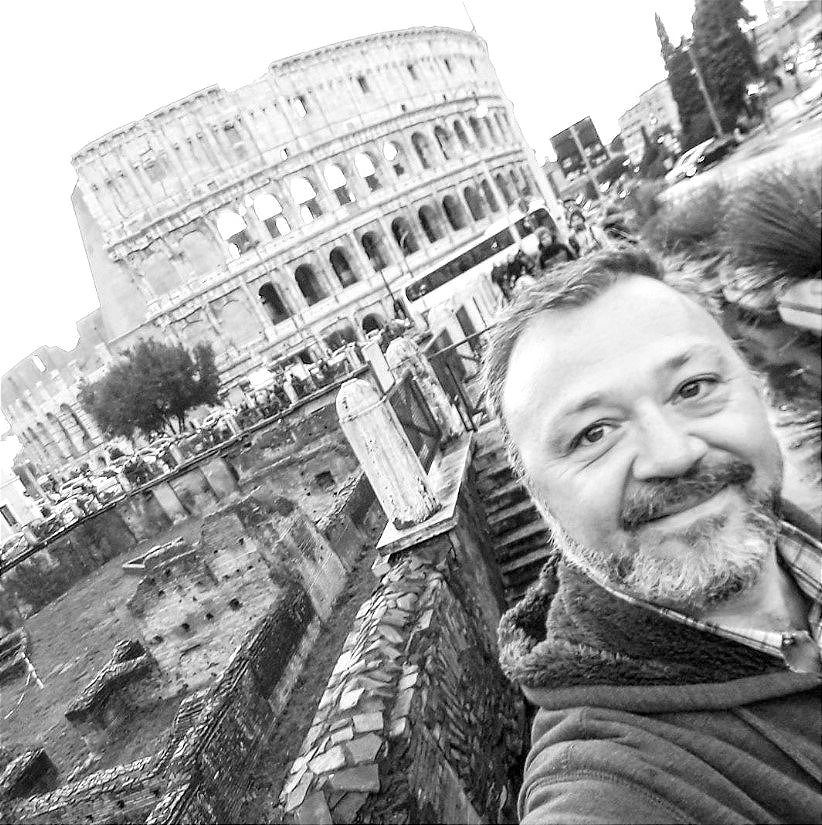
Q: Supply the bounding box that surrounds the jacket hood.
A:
[498,551,822,714]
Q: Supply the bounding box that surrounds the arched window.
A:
[494,111,508,140]
[484,116,499,144]
[481,179,500,212]
[411,132,434,169]
[520,165,534,196]
[361,232,387,271]
[325,164,352,206]
[354,152,381,192]
[495,173,514,205]
[290,177,323,222]
[509,168,522,195]
[442,195,468,230]
[453,120,471,150]
[362,313,385,334]
[322,323,358,351]
[383,141,407,177]
[216,209,253,255]
[463,187,486,221]
[433,125,454,159]
[258,283,290,323]
[36,421,54,463]
[252,193,289,239]
[391,217,420,256]
[418,204,445,242]
[46,411,76,458]
[329,247,358,287]
[468,116,487,148]
[61,403,93,449]
[294,264,327,305]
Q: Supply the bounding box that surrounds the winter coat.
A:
[498,516,822,824]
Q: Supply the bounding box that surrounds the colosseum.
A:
[2,25,562,481]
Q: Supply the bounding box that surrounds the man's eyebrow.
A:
[654,344,725,376]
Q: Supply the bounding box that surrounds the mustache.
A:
[620,459,755,531]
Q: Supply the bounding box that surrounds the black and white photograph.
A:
[0,1,820,822]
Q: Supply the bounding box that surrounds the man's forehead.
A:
[501,277,729,422]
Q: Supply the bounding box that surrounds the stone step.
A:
[488,498,537,527]
[485,479,527,506]
[495,519,549,550]
[503,556,550,591]
[473,448,507,472]
[475,458,514,480]
[500,546,552,576]
[496,531,549,566]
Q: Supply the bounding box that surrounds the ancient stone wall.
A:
[0,403,359,623]
[281,462,524,824]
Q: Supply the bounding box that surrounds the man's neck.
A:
[697,547,810,633]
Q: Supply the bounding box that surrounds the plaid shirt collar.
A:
[595,520,822,673]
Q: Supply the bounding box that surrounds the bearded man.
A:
[483,245,821,824]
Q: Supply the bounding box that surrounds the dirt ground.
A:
[0,518,202,778]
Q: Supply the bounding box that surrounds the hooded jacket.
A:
[498,523,822,824]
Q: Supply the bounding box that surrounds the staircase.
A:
[472,421,553,607]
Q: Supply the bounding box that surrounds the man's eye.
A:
[572,424,607,449]
[676,376,717,400]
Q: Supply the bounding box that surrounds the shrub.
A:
[622,179,667,225]
[641,183,727,255]
[723,162,822,281]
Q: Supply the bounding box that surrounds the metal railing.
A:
[386,372,442,472]
[426,325,496,432]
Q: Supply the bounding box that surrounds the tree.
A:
[79,340,221,440]
[657,13,714,150]
[692,0,757,132]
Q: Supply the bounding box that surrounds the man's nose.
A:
[631,401,707,480]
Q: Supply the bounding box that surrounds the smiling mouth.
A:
[639,487,736,530]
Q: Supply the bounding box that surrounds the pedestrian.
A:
[483,244,822,824]
[536,228,576,272]
[568,208,605,256]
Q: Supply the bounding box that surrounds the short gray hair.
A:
[481,243,720,478]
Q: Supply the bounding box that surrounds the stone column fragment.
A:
[337,378,440,530]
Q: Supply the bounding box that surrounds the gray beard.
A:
[546,493,781,612]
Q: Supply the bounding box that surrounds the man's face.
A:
[502,276,784,609]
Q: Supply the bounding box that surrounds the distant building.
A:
[541,159,568,200]
[752,0,822,65]
[549,117,609,183]
[618,79,681,165]
[2,26,560,480]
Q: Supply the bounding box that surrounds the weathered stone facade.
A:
[2,26,559,477]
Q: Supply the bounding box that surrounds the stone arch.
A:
[213,294,261,347]
[46,411,75,458]
[509,167,523,196]
[484,116,499,144]
[391,217,420,256]
[61,403,93,450]
[468,116,487,148]
[383,141,407,177]
[418,204,445,242]
[178,228,224,276]
[354,152,381,192]
[453,119,471,150]
[216,209,253,256]
[481,179,500,212]
[362,313,385,334]
[324,164,353,206]
[495,172,514,205]
[329,247,358,287]
[433,125,455,159]
[411,132,435,169]
[520,165,535,196]
[294,263,327,305]
[142,248,182,295]
[360,232,387,271]
[36,421,56,464]
[442,194,468,230]
[258,282,290,324]
[252,192,290,238]
[290,177,323,222]
[494,111,508,140]
[463,186,486,221]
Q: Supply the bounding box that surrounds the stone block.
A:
[327,763,380,793]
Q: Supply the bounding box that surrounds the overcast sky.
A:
[0,0,765,381]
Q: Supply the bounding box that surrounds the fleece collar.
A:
[497,548,822,711]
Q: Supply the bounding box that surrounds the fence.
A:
[426,325,496,432]
[386,372,442,471]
